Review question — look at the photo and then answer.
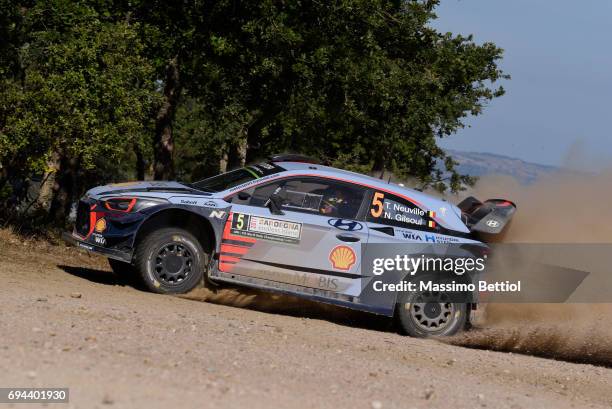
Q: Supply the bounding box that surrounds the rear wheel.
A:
[396,289,468,337]
[134,227,207,294]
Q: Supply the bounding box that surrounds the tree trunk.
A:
[219,150,229,174]
[372,155,386,179]
[153,56,181,181]
[36,150,61,212]
[227,129,248,170]
[48,152,78,226]
[245,123,260,163]
[134,143,146,181]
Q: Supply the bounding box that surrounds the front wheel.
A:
[134,227,207,294]
[396,289,468,337]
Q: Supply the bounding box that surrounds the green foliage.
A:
[0,1,158,173]
[0,0,507,223]
[175,0,505,191]
[173,96,227,181]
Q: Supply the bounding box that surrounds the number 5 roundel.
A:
[370,192,384,218]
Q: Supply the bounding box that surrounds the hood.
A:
[86,181,209,197]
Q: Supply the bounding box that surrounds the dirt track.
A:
[1,236,611,409]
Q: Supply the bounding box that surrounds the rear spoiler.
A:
[457,197,516,234]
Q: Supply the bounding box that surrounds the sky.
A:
[431,0,612,167]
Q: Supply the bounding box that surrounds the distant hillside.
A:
[445,150,559,184]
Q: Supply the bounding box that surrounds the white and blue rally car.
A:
[64,154,515,337]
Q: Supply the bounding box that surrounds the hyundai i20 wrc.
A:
[64,154,516,337]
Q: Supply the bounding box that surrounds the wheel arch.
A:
[133,207,216,259]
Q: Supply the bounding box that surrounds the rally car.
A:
[64,154,516,337]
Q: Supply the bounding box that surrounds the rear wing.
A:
[457,197,516,234]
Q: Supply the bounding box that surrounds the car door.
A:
[353,189,443,310]
[221,177,369,296]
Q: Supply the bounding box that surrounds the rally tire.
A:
[134,227,206,294]
[396,290,468,338]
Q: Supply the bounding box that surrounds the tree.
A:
[0,0,508,227]
[131,0,209,180]
[177,0,506,191]
[0,1,158,223]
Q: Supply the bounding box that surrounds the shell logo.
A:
[94,218,107,233]
[329,245,356,271]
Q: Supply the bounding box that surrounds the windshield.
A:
[191,162,284,193]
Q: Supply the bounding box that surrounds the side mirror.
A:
[267,193,285,215]
[237,191,251,201]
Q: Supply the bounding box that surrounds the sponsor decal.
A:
[329,245,356,271]
[177,198,217,207]
[92,233,106,246]
[94,218,107,233]
[439,207,447,216]
[230,268,343,292]
[227,174,277,193]
[327,218,363,231]
[230,213,302,244]
[486,219,500,228]
[210,210,227,219]
[318,276,339,290]
[399,229,461,243]
[424,233,460,243]
[400,230,423,241]
[78,242,94,251]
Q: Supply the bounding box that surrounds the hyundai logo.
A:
[328,218,363,231]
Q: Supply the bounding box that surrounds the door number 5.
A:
[370,192,385,218]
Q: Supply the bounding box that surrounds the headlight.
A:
[102,197,167,212]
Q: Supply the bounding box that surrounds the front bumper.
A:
[62,231,132,263]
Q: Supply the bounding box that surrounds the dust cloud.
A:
[181,285,373,325]
[449,170,612,366]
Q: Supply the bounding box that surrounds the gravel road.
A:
[1,235,610,409]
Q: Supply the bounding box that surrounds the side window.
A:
[367,191,436,230]
[231,178,366,219]
[280,179,365,219]
[250,181,283,207]
[226,181,282,206]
